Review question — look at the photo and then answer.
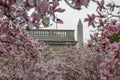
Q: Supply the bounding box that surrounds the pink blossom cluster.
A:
[0,0,92,79]
[85,0,120,80]
[100,43,120,80]
[0,43,104,80]
[0,0,65,28]
[64,0,90,10]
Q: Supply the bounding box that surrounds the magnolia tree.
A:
[0,0,91,80]
[0,0,120,80]
[85,0,120,80]
[15,44,104,80]
[58,45,105,80]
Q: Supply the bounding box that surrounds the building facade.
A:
[27,19,83,50]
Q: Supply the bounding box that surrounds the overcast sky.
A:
[44,0,120,43]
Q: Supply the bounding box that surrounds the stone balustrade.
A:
[27,29,75,41]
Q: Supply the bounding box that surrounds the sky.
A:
[44,0,120,43]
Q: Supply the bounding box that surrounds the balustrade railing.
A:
[27,29,75,41]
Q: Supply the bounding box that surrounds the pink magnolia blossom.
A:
[96,0,105,11]
[106,2,120,11]
[96,11,106,18]
[85,14,95,27]
[0,0,3,6]
[111,19,117,25]
[65,0,90,10]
